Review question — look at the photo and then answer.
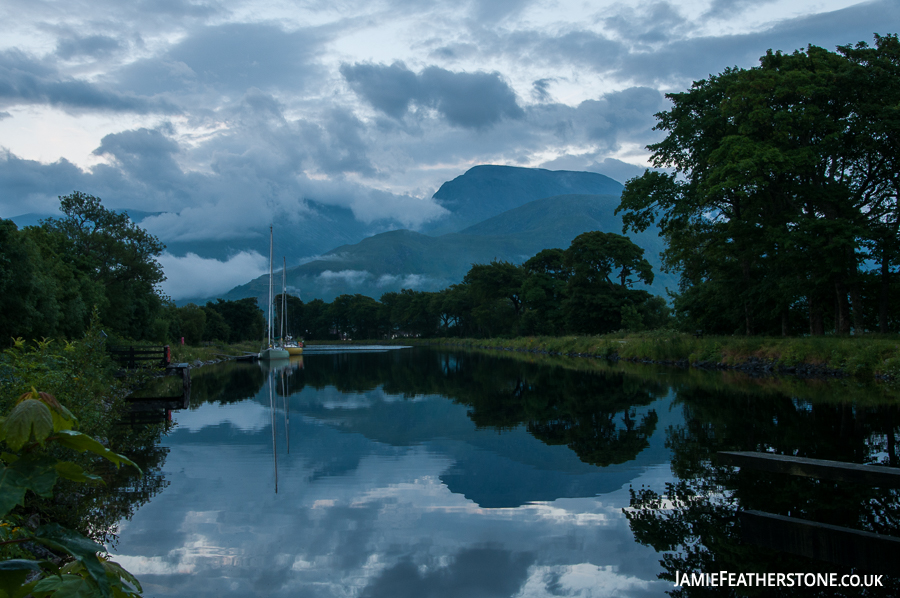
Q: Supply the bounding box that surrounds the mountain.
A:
[422,165,625,235]
[202,191,675,305]
[8,165,625,266]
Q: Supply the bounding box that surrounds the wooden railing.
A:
[108,345,171,369]
[719,451,900,573]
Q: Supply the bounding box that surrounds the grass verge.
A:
[375,331,900,380]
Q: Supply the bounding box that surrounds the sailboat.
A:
[280,257,304,356]
[258,227,290,361]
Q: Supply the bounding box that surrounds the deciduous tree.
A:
[618,36,900,335]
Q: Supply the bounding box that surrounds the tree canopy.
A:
[618,34,900,335]
[1,192,168,342]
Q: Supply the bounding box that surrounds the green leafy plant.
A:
[0,389,143,598]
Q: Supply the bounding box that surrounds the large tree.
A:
[618,35,900,335]
[40,192,167,339]
[0,220,61,340]
[562,231,655,334]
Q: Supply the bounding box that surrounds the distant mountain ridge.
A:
[423,165,625,235]
[202,187,675,306]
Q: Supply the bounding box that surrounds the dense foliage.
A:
[0,389,144,598]
[0,192,166,343]
[207,231,671,342]
[0,324,164,597]
[618,35,900,336]
[155,298,265,346]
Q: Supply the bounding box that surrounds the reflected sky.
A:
[112,352,680,597]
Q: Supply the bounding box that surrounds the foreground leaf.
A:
[55,462,103,484]
[52,431,142,474]
[34,524,110,598]
[0,457,59,517]
[103,560,143,595]
[32,574,96,598]
[0,569,30,598]
[3,401,53,451]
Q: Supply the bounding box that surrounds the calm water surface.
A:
[112,348,900,597]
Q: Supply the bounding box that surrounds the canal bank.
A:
[363,332,900,382]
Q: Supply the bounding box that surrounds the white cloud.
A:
[174,399,272,432]
[158,250,267,299]
[317,269,371,286]
[375,273,431,288]
[514,564,653,597]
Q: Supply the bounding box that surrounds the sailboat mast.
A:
[282,257,286,343]
[268,226,273,347]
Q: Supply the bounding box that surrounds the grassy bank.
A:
[380,331,900,380]
[169,340,260,363]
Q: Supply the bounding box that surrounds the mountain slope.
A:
[208,192,674,305]
[422,165,624,234]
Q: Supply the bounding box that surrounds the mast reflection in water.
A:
[109,347,900,597]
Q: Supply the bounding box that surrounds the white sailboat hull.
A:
[259,347,290,360]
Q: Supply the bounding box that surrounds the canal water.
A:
[111,347,900,597]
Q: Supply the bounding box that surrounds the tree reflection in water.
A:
[627,386,900,596]
[178,347,900,595]
[258,349,668,468]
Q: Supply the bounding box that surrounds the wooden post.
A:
[181,366,191,409]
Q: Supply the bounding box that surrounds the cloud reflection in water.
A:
[111,356,677,597]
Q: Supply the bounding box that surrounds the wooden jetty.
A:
[108,345,172,369]
[718,451,900,487]
[739,510,900,573]
[110,345,191,424]
[719,450,900,573]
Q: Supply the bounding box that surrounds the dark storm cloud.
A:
[342,62,523,129]
[526,87,664,149]
[0,49,178,114]
[704,0,777,20]
[0,150,89,215]
[339,62,419,119]
[471,0,534,23]
[458,27,625,74]
[531,78,553,102]
[210,89,376,178]
[55,34,122,59]
[460,0,894,89]
[92,126,187,187]
[114,22,322,96]
[358,83,666,183]
[612,0,900,85]
[603,2,691,45]
[420,66,524,128]
[309,108,377,177]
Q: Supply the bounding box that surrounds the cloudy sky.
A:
[1,0,897,296]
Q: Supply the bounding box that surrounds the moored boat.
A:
[259,227,290,361]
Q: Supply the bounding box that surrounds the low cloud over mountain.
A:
[1,0,894,296]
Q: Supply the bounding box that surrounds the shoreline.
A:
[168,332,900,382]
[330,333,900,382]
[417,340,859,380]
